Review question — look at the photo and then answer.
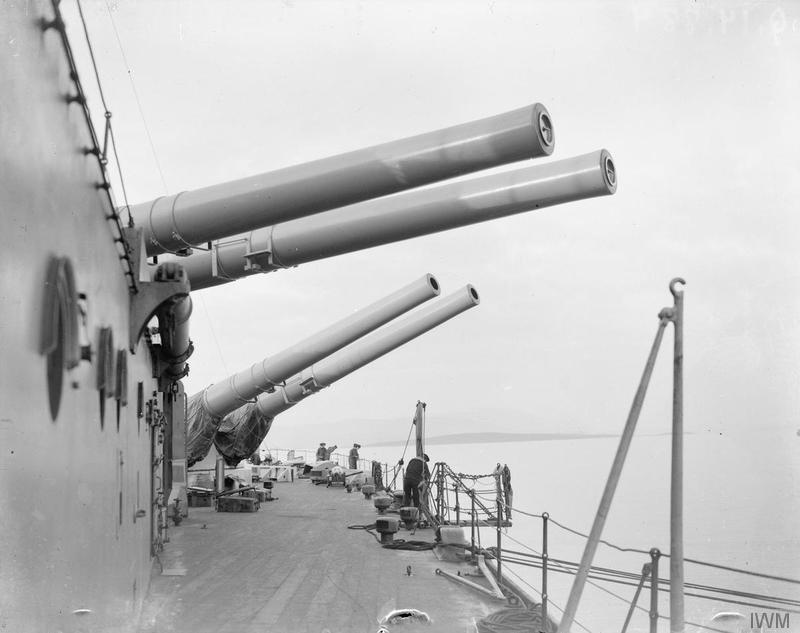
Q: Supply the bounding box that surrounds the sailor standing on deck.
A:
[403,454,430,508]
[349,443,360,469]
[315,442,327,462]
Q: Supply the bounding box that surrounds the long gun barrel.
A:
[180,149,616,290]
[198,274,440,417]
[185,274,440,464]
[212,286,479,464]
[130,105,554,256]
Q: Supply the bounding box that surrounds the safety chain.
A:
[455,471,499,480]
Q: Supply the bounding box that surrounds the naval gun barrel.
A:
[212,285,480,465]
[198,274,440,418]
[182,149,616,290]
[185,274,440,465]
[130,105,554,256]
[259,285,479,417]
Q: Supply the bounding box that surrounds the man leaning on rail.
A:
[402,454,430,508]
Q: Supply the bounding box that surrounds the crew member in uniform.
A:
[315,442,327,462]
[349,443,360,469]
[403,454,430,508]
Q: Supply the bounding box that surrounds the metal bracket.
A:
[209,237,249,279]
[658,278,686,323]
[153,344,192,391]
[129,281,190,353]
[124,227,191,352]
[243,227,286,272]
[243,229,274,272]
[299,374,323,396]
[243,248,267,272]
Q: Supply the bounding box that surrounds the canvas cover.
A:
[185,393,222,467]
[213,402,274,467]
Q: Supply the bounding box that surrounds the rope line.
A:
[75,0,110,107]
[499,554,800,614]
[104,0,169,194]
[497,553,745,633]
[495,533,800,611]
[682,556,800,586]
[498,565,595,633]
[75,0,133,224]
[489,529,800,618]
[106,118,133,226]
[388,418,416,489]
[347,523,381,544]
[494,497,800,586]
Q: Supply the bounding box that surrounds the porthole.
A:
[40,256,80,421]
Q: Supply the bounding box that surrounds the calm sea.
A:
[355,429,800,633]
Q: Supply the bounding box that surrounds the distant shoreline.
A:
[369,431,621,447]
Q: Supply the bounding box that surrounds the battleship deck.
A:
[140,478,504,632]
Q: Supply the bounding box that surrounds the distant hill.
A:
[266,406,595,448]
[369,431,616,447]
[264,407,670,450]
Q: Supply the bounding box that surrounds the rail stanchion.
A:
[650,548,661,633]
[541,512,550,631]
[470,490,476,554]
[438,465,444,521]
[496,468,503,583]
[438,465,445,522]
[621,561,652,633]
[455,485,460,525]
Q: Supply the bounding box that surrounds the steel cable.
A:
[495,499,800,585]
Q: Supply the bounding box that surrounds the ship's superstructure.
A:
[2,6,159,630]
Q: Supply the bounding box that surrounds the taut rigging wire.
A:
[103,0,169,194]
[486,517,800,621]
[387,417,416,490]
[495,497,800,586]
[75,0,133,226]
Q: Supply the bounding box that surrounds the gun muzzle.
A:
[182,149,616,290]
[130,104,554,256]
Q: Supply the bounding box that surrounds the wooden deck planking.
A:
[141,480,501,632]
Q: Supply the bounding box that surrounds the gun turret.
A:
[178,149,616,290]
[185,274,441,465]
[212,285,480,465]
[130,105,553,256]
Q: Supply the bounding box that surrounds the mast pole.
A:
[415,401,426,458]
[557,312,670,632]
[668,278,686,633]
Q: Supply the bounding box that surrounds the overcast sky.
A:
[66,1,799,444]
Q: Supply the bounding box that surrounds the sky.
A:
[64,1,800,449]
